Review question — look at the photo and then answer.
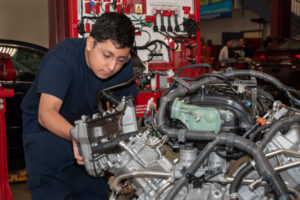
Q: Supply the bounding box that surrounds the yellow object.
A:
[8,169,28,183]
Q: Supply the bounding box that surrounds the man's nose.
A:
[107,59,116,72]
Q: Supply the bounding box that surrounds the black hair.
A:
[225,39,231,44]
[90,12,135,48]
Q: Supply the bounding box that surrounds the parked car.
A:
[0,39,48,169]
[252,38,300,89]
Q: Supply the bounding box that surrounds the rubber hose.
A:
[259,115,300,148]
[165,139,219,200]
[229,163,254,197]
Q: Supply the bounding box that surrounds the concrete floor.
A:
[8,157,31,200]
[10,182,31,200]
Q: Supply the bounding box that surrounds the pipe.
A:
[115,170,171,183]
[266,149,300,159]
[154,181,172,200]
[208,175,267,185]
[210,160,300,186]
[287,188,300,199]
[274,160,300,173]
[230,149,300,197]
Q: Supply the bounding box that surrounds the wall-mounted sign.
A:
[200,0,232,20]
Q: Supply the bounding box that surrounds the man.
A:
[235,38,246,59]
[234,38,253,68]
[21,12,137,199]
[218,39,233,67]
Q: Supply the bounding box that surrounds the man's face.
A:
[227,40,232,47]
[85,37,131,79]
[239,39,245,47]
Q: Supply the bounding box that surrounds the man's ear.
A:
[86,36,95,51]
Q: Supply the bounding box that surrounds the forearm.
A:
[38,108,73,140]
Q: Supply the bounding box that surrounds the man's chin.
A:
[97,73,113,79]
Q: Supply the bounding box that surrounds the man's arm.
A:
[38,93,84,165]
[218,47,225,61]
[38,93,72,140]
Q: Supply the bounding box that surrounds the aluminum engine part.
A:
[108,132,231,200]
[106,121,300,199]
[185,183,229,200]
[265,124,300,191]
[70,98,138,177]
[108,131,174,200]
[236,124,300,200]
[179,146,198,168]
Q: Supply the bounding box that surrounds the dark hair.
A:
[90,12,135,48]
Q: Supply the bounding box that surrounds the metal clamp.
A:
[178,129,187,143]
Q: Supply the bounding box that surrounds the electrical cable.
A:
[160,13,166,32]
[167,15,173,32]
[135,39,172,63]
[174,63,213,76]
[134,29,151,45]
[143,48,155,63]
[153,13,158,32]
[158,31,193,43]
[174,13,180,32]
[249,123,272,141]
[242,122,260,138]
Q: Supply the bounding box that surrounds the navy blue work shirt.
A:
[21,38,137,167]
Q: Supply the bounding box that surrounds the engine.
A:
[71,69,300,200]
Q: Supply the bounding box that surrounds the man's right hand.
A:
[72,140,84,165]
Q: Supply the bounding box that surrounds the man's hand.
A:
[72,140,84,165]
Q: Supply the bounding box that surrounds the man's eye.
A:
[103,54,111,59]
[117,59,126,63]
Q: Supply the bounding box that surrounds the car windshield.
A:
[0,45,44,82]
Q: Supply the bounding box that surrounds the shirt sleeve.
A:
[36,56,73,101]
